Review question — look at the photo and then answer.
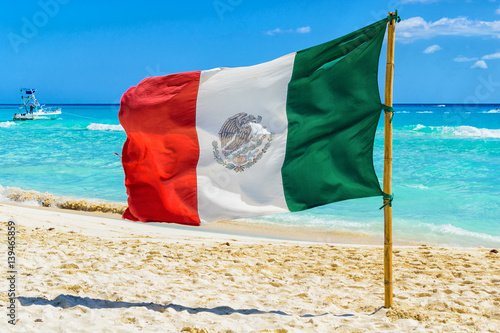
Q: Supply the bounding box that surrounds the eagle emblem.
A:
[212,112,274,172]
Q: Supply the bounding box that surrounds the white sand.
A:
[1,203,499,332]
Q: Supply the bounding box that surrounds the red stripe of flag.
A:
[119,72,202,225]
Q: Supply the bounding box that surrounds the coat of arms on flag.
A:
[212,112,274,173]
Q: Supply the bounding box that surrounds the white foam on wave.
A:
[394,220,500,247]
[406,184,429,189]
[248,212,373,230]
[410,124,500,138]
[416,111,433,114]
[482,109,500,114]
[397,111,410,114]
[87,123,124,131]
[450,126,500,138]
[426,223,500,243]
[0,121,17,128]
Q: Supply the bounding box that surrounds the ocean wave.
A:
[482,109,500,114]
[409,124,500,138]
[0,186,126,214]
[452,126,500,138]
[405,184,429,189]
[416,111,433,114]
[0,121,17,128]
[248,212,372,230]
[393,221,500,247]
[87,123,124,131]
[396,111,410,114]
[251,213,500,247]
[425,223,500,243]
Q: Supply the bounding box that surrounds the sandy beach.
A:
[1,203,499,332]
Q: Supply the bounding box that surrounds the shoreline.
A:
[0,200,494,248]
[2,201,396,246]
[1,185,499,248]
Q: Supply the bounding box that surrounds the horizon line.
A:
[1,103,499,106]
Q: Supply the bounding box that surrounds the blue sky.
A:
[1,0,499,104]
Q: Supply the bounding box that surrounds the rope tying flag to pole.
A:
[380,192,394,210]
[382,104,395,123]
[388,10,401,23]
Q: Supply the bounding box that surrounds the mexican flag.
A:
[119,17,389,225]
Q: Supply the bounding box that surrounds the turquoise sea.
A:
[0,104,499,248]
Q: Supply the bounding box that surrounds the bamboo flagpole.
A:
[383,12,397,308]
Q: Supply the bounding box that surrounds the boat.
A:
[13,88,61,121]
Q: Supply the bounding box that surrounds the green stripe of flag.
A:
[282,18,388,211]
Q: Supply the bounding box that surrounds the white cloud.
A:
[471,60,488,69]
[497,6,500,15]
[453,55,478,62]
[423,44,441,54]
[264,28,284,36]
[296,26,311,34]
[396,16,500,42]
[264,26,311,36]
[482,52,500,59]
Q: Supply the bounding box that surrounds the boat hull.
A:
[13,110,61,121]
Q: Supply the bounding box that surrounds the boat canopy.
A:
[20,88,36,96]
